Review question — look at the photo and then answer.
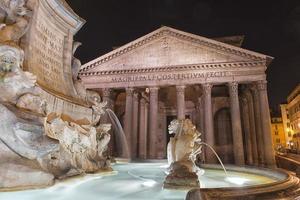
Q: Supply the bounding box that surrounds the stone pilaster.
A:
[148,87,159,159]
[228,82,245,165]
[251,85,265,166]
[176,85,186,120]
[257,81,276,168]
[124,87,134,156]
[131,92,139,158]
[241,96,253,165]
[202,83,216,163]
[138,98,147,159]
[245,90,259,165]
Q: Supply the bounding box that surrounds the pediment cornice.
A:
[79,60,266,77]
[80,26,272,74]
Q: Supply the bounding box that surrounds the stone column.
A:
[197,96,205,162]
[102,88,115,156]
[138,98,147,159]
[241,96,253,165]
[228,82,245,165]
[131,92,139,159]
[124,87,134,156]
[176,85,186,120]
[202,83,216,163]
[198,96,205,134]
[245,90,259,165]
[148,87,159,159]
[251,86,265,166]
[257,81,276,168]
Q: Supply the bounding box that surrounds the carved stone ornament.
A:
[149,86,159,96]
[0,0,31,44]
[102,88,112,98]
[202,83,212,96]
[176,85,186,93]
[228,82,239,96]
[257,80,268,91]
[126,87,134,96]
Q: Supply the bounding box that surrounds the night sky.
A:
[67,0,300,110]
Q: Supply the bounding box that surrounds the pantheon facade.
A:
[79,27,276,167]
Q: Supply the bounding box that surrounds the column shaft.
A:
[245,90,259,165]
[176,85,186,120]
[124,88,134,157]
[251,86,265,166]
[131,92,139,158]
[228,82,245,165]
[138,98,147,159]
[202,83,216,163]
[148,87,159,159]
[257,81,276,168]
[241,96,253,165]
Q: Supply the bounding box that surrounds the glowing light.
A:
[142,180,157,187]
[225,177,248,185]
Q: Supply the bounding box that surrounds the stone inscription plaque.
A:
[25,0,76,99]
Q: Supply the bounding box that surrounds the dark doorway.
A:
[214,108,234,164]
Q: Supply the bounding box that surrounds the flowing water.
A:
[193,142,228,175]
[106,108,130,158]
[0,162,284,200]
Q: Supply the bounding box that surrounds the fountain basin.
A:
[0,161,299,200]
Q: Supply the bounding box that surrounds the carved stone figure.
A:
[164,119,202,189]
[44,113,112,175]
[71,41,82,81]
[0,0,30,44]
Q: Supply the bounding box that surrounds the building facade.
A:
[270,117,286,151]
[286,84,300,152]
[79,27,276,167]
[280,104,292,148]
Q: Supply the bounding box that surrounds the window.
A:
[275,131,278,135]
[275,125,278,130]
[276,138,280,143]
[288,131,291,137]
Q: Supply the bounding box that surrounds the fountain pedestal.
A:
[164,161,200,189]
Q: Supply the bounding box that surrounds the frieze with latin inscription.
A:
[111,71,228,82]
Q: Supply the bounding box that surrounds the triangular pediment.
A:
[80,26,272,74]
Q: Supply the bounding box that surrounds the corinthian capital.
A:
[202,83,213,96]
[102,88,112,97]
[176,85,186,93]
[256,80,268,91]
[228,82,239,96]
[126,87,134,96]
[149,87,159,96]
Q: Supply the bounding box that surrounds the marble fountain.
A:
[0,0,300,200]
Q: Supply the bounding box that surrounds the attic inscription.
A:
[111,71,227,82]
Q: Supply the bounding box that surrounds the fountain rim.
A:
[115,158,294,189]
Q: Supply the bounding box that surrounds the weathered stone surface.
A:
[0,0,112,191]
[23,0,85,102]
[164,119,202,188]
[0,163,54,189]
[44,112,111,175]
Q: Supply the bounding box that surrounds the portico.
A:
[79,26,276,167]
